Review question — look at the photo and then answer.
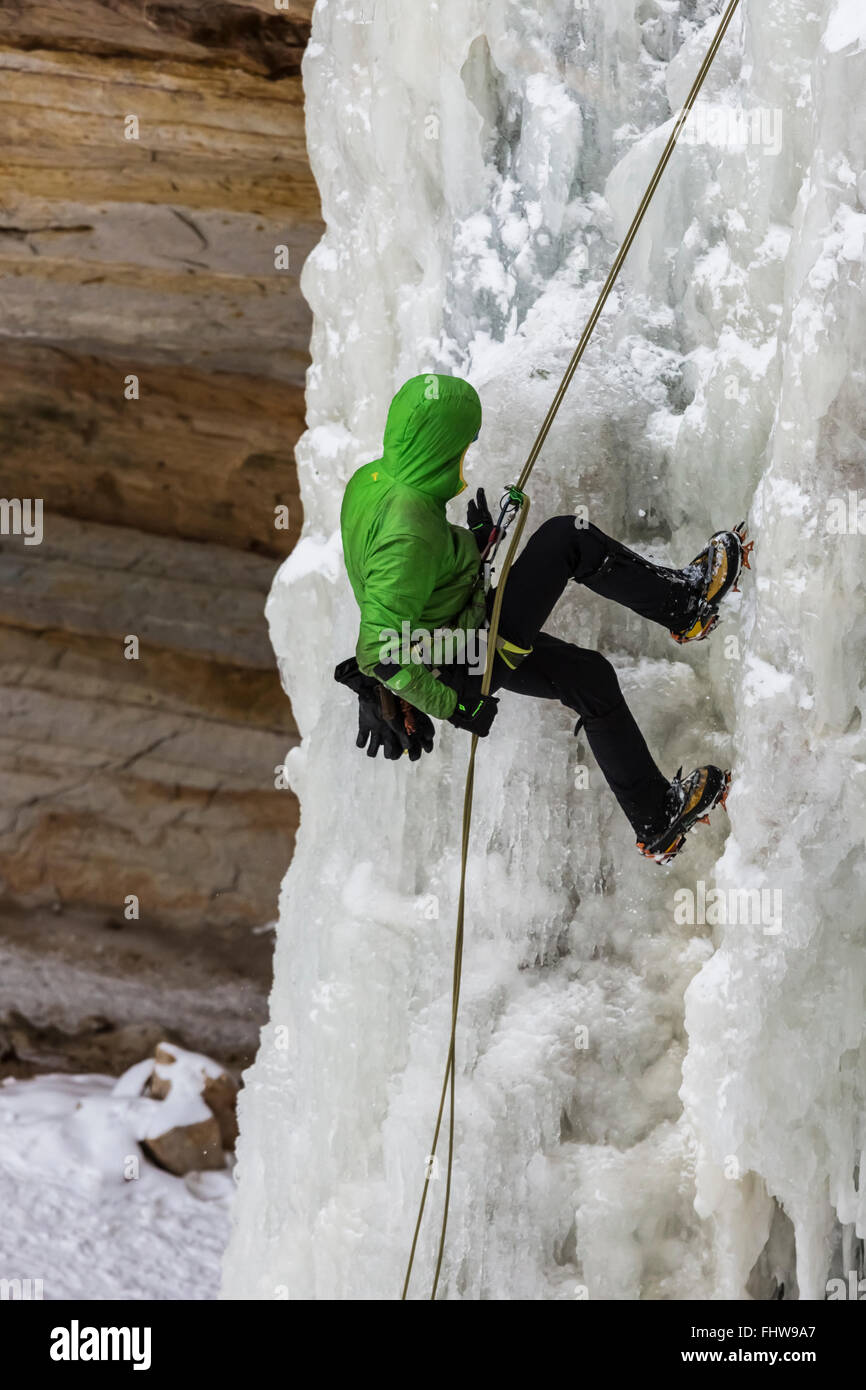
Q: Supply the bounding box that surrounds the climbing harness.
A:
[401,0,744,1300]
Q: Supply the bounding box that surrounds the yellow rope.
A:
[401,0,743,1301]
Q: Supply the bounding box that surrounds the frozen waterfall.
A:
[222,0,866,1301]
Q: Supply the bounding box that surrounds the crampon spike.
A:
[718,771,732,812]
[696,814,711,826]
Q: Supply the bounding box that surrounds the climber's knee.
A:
[535,515,576,545]
[531,514,608,580]
[572,650,624,723]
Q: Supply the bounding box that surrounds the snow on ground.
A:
[0,1051,233,1300]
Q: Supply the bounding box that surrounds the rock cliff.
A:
[0,0,319,1069]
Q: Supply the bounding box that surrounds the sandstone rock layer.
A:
[0,0,320,1058]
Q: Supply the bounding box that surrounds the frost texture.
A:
[222,0,866,1301]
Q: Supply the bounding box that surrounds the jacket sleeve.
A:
[354,531,459,721]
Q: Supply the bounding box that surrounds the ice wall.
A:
[222,0,866,1300]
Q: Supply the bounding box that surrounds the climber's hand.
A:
[357,697,406,760]
[335,658,435,760]
[447,688,499,737]
[334,656,371,699]
[371,659,437,761]
[335,656,402,759]
[389,705,435,761]
[466,487,494,554]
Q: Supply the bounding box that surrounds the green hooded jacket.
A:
[340,374,486,720]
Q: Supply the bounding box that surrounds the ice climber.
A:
[335,374,753,863]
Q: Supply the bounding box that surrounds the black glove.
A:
[334,658,435,761]
[447,680,499,737]
[393,697,436,761]
[466,486,494,554]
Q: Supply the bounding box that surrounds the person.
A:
[336,373,752,863]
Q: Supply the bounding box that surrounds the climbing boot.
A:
[636,765,731,865]
[671,522,754,644]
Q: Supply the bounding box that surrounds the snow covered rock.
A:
[137,1042,238,1176]
[0,1066,234,1298]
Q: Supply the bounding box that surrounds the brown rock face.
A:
[0,0,320,1058]
[0,1011,171,1081]
[0,515,299,928]
[0,345,304,551]
[0,2,315,79]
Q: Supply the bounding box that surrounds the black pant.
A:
[481,516,697,836]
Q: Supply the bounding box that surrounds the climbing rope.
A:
[401,0,743,1300]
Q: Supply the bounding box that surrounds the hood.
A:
[380,374,482,502]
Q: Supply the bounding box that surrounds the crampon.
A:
[636,766,732,865]
[671,522,754,645]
